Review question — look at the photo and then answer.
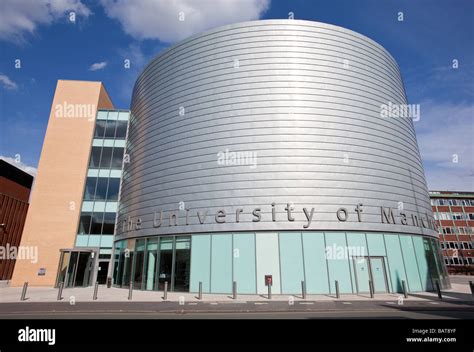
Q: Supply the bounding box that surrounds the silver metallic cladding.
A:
[116,20,436,240]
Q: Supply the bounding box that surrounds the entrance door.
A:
[74,252,93,287]
[353,256,388,294]
[369,257,388,293]
[353,257,370,293]
[173,237,191,292]
[56,250,95,288]
[97,261,109,284]
[65,252,78,287]
[158,237,173,290]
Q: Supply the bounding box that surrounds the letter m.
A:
[381,207,395,224]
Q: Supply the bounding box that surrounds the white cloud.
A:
[100,0,270,42]
[89,61,108,71]
[0,74,18,90]
[0,0,91,42]
[0,156,37,177]
[415,101,474,191]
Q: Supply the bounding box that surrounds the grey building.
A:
[112,20,449,295]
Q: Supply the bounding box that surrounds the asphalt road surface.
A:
[1,299,473,319]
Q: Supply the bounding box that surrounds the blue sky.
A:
[0,0,473,190]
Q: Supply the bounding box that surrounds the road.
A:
[1,299,473,319]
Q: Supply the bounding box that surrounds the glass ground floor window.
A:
[113,236,190,291]
[113,232,449,294]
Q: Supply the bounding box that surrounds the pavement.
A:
[0,275,472,318]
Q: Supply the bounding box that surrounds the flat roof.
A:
[0,159,34,189]
[429,191,474,198]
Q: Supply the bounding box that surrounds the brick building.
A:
[430,191,474,274]
[0,159,34,281]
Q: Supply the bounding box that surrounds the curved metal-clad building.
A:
[113,20,449,295]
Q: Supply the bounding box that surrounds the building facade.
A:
[10,80,127,287]
[113,20,449,295]
[55,109,129,287]
[0,160,33,281]
[430,191,474,274]
[11,20,451,294]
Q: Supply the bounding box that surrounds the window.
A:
[453,257,459,265]
[94,120,106,138]
[444,258,449,265]
[102,213,116,234]
[439,213,449,220]
[89,147,102,168]
[440,242,444,249]
[90,213,105,234]
[469,213,474,220]
[111,147,124,169]
[115,120,128,138]
[104,120,117,139]
[78,213,92,234]
[106,178,120,200]
[83,177,97,200]
[99,147,113,168]
[95,178,109,200]
[469,258,474,265]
